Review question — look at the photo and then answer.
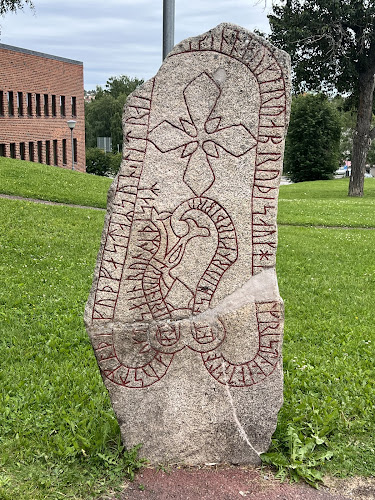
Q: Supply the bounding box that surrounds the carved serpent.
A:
[105,196,281,388]
[143,197,238,354]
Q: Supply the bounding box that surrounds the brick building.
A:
[0,44,85,172]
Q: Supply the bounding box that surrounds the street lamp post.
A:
[67,120,76,170]
[163,0,175,60]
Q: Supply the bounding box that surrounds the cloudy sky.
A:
[1,0,272,90]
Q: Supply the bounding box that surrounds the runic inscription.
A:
[85,23,290,466]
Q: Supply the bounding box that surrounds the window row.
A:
[0,91,77,118]
[0,139,77,166]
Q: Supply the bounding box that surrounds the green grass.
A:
[0,200,144,499]
[272,225,375,481]
[278,178,375,227]
[0,162,374,496]
[0,157,111,208]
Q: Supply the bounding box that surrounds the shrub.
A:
[108,152,122,176]
[85,149,122,177]
[284,94,341,183]
[85,148,111,176]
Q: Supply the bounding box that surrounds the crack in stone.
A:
[98,268,279,331]
[222,360,262,457]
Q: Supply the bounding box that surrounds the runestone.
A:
[85,23,291,465]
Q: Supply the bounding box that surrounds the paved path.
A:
[2,194,374,230]
[0,193,105,211]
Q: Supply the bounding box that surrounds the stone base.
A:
[107,348,282,465]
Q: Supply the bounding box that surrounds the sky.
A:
[1,0,273,90]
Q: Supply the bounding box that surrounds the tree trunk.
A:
[349,70,375,197]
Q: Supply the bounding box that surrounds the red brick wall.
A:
[0,45,86,172]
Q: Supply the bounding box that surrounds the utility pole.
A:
[163,0,175,60]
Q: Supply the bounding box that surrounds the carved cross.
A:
[149,72,257,196]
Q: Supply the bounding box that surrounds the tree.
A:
[104,75,144,100]
[284,94,341,183]
[268,0,375,197]
[0,0,33,16]
[85,75,143,152]
[85,95,116,148]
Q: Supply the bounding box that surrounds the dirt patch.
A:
[104,465,355,500]
[324,477,375,499]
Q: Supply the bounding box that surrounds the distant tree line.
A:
[85,75,143,152]
[85,75,143,176]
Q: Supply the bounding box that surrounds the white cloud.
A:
[1,0,272,89]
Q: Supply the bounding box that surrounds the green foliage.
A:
[85,147,111,176]
[0,157,111,207]
[261,424,334,487]
[111,111,123,151]
[104,75,144,100]
[109,152,122,176]
[268,0,375,96]
[85,148,122,177]
[284,94,341,182]
[85,95,118,149]
[0,0,33,15]
[85,75,143,152]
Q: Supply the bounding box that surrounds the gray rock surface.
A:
[85,22,291,465]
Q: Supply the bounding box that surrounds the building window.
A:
[62,139,67,165]
[0,144,5,156]
[27,93,33,116]
[52,95,56,116]
[44,94,49,116]
[10,143,16,158]
[53,140,58,166]
[37,141,43,163]
[36,94,41,116]
[73,138,77,164]
[17,92,24,116]
[71,96,77,117]
[19,142,25,160]
[8,91,14,116]
[0,91,4,116]
[29,142,34,162]
[45,140,51,165]
[60,95,65,116]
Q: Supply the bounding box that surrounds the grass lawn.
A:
[274,225,375,480]
[0,157,111,208]
[0,162,374,497]
[278,178,375,227]
[0,200,128,499]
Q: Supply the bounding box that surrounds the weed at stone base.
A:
[96,443,147,482]
[261,424,333,488]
